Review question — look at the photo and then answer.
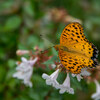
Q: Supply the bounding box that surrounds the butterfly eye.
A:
[54,45,59,51]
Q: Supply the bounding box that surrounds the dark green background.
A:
[0,0,100,100]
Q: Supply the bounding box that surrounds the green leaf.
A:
[0,66,6,83]
[4,16,21,31]
[27,35,39,48]
[7,59,16,68]
[23,2,34,17]
[70,74,82,90]
[0,1,13,12]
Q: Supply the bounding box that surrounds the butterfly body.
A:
[55,22,99,74]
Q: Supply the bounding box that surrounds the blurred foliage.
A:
[0,0,100,100]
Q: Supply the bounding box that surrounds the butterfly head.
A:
[54,45,68,52]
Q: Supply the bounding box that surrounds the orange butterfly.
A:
[54,22,99,74]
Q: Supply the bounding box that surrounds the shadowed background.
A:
[0,0,100,100]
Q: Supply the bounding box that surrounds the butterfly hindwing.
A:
[59,49,95,74]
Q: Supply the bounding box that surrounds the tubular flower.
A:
[72,68,91,82]
[13,57,38,87]
[59,73,74,94]
[42,69,60,89]
[91,80,100,100]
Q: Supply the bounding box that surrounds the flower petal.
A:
[91,80,100,100]
[42,73,49,79]
[59,73,74,94]
[13,57,38,87]
[81,68,91,76]
[29,57,38,66]
[42,69,60,89]
[21,57,27,62]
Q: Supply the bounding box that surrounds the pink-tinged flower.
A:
[42,69,60,89]
[16,50,29,55]
[59,73,74,94]
[91,80,100,100]
[13,57,38,87]
[72,68,91,82]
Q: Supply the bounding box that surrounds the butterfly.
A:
[54,22,99,74]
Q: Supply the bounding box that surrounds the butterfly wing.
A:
[58,22,98,73]
[59,49,94,74]
[60,22,98,58]
[60,22,84,45]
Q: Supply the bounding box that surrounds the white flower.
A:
[81,68,91,76]
[91,80,100,100]
[72,68,91,82]
[13,57,38,87]
[72,74,83,82]
[59,73,74,94]
[51,64,56,69]
[42,69,60,89]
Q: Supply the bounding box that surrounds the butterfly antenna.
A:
[40,34,56,45]
[40,34,55,54]
[41,46,55,54]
